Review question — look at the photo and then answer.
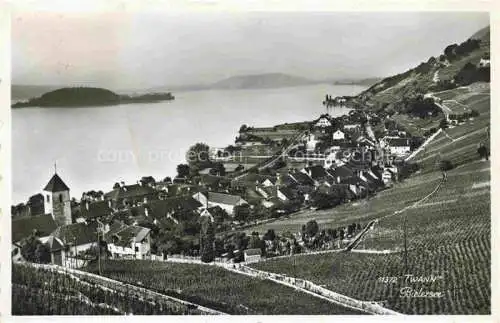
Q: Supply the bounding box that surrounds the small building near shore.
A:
[381,137,411,156]
[244,248,262,263]
[313,115,333,129]
[332,129,345,140]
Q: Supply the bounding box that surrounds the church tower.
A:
[43,172,72,226]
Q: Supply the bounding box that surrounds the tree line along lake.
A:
[12,83,366,204]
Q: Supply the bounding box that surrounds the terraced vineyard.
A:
[248,163,490,314]
[86,260,364,315]
[12,263,204,315]
[360,164,490,250]
[392,114,441,137]
[252,234,490,314]
[246,80,490,314]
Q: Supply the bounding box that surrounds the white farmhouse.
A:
[332,129,345,140]
[244,248,262,263]
[381,138,411,156]
[314,115,332,128]
[106,223,151,260]
[478,58,490,68]
[305,133,319,152]
[192,191,248,215]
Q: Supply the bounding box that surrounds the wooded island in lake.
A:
[11,87,175,108]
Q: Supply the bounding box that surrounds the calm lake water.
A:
[12,84,366,203]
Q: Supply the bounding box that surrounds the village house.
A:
[328,165,355,184]
[301,165,330,186]
[12,214,59,245]
[277,187,298,202]
[313,115,333,129]
[45,235,66,266]
[11,243,26,263]
[104,181,157,208]
[256,185,275,199]
[287,171,315,189]
[382,168,396,186]
[343,123,361,131]
[339,176,367,197]
[129,196,203,226]
[153,180,171,192]
[358,170,384,192]
[324,150,345,168]
[356,136,376,148]
[260,177,277,187]
[192,191,248,215]
[105,222,151,260]
[305,133,320,152]
[332,129,345,140]
[210,147,232,161]
[478,55,490,68]
[199,206,223,223]
[321,183,357,202]
[74,200,114,223]
[244,248,262,263]
[380,137,412,156]
[49,221,100,268]
[198,174,231,192]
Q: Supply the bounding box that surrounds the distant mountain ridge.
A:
[210,73,316,89]
[13,74,381,99]
[148,74,380,93]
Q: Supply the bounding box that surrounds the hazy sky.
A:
[12,11,489,90]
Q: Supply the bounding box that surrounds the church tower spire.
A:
[43,167,72,226]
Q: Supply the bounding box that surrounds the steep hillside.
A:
[245,25,491,315]
[350,25,490,113]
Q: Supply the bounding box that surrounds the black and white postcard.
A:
[0,2,496,321]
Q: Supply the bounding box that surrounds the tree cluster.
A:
[402,96,441,119]
[20,234,51,264]
[453,62,490,86]
[443,39,481,61]
[300,220,363,250]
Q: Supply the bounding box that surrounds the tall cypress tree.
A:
[200,221,215,263]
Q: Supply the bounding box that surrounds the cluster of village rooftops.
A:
[12,108,421,267]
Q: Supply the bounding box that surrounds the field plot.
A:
[361,171,490,251]
[392,114,441,137]
[457,94,490,114]
[412,130,486,165]
[252,234,490,314]
[86,260,364,315]
[442,100,470,114]
[247,129,299,141]
[433,87,471,101]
